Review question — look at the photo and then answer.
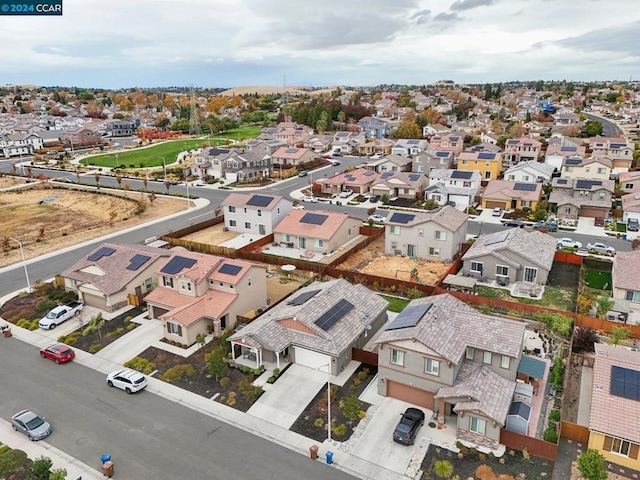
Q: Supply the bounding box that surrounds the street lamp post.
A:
[10,237,30,292]
[319,363,332,441]
[159,157,166,181]
[185,180,190,208]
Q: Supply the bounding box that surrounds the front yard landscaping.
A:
[0,283,77,326]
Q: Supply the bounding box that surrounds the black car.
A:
[503,219,525,228]
[369,195,380,203]
[393,407,425,445]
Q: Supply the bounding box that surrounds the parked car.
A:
[332,151,343,157]
[586,242,616,256]
[106,369,148,394]
[532,221,558,232]
[557,238,582,249]
[331,160,341,166]
[503,219,525,228]
[368,214,386,223]
[11,410,52,441]
[369,195,380,203]
[298,171,308,177]
[40,343,75,364]
[292,204,305,210]
[393,408,425,446]
[339,189,354,198]
[491,207,502,217]
[628,218,639,232]
[38,301,84,330]
[301,196,317,203]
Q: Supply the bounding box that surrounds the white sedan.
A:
[301,196,317,203]
[557,238,582,249]
[368,214,386,223]
[339,189,354,198]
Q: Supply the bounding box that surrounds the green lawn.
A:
[583,269,612,290]
[380,295,410,313]
[475,285,575,312]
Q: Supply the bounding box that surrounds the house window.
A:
[501,355,511,369]
[483,351,492,364]
[435,230,446,241]
[507,175,515,181]
[245,222,251,229]
[522,200,530,208]
[429,247,440,256]
[523,175,529,181]
[625,291,640,302]
[466,347,474,360]
[470,261,483,273]
[390,225,400,235]
[167,322,182,336]
[565,166,573,172]
[283,234,290,242]
[257,209,262,216]
[180,281,192,291]
[314,239,324,248]
[470,416,486,435]
[485,171,491,179]
[247,276,252,287]
[144,278,152,290]
[391,241,398,249]
[228,206,236,213]
[462,160,468,165]
[607,436,633,457]
[585,167,591,172]
[391,349,405,366]
[598,192,606,200]
[163,276,173,288]
[598,168,606,174]
[425,358,440,375]
[229,220,237,227]
[496,265,509,277]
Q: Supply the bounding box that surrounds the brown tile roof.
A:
[318,168,378,187]
[161,290,238,327]
[613,251,640,291]
[590,344,640,442]
[273,210,358,240]
[483,180,542,202]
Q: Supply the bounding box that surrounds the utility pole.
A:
[189,85,201,136]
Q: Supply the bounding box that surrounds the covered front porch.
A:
[229,338,290,372]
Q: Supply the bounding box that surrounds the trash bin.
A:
[101,461,114,478]
[1,325,12,338]
[325,451,334,465]
[309,445,318,460]
[100,454,111,464]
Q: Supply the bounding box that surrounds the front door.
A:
[299,237,306,249]
[524,267,537,283]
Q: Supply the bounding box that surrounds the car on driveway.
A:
[586,242,616,256]
[393,408,425,445]
[11,410,52,441]
[40,343,75,364]
[503,219,525,228]
[301,196,317,203]
[368,214,386,223]
[106,369,148,394]
[532,221,558,232]
[557,238,582,249]
[339,189,354,198]
[369,195,380,203]
[491,207,502,217]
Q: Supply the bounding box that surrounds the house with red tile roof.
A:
[272,210,362,256]
[481,180,543,211]
[317,167,379,196]
[144,250,267,346]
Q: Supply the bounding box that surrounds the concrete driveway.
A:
[246,364,327,428]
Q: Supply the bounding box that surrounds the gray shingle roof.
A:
[385,205,468,232]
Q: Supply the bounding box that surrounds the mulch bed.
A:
[421,445,554,480]
[0,284,76,323]
[64,307,144,352]
[289,364,377,443]
[136,343,262,412]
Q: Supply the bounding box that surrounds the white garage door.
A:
[293,347,331,370]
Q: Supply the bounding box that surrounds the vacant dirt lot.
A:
[0,184,187,268]
[337,236,452,285]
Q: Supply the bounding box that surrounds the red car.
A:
[40,343,75,364]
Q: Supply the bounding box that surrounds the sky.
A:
[1,0,639,89]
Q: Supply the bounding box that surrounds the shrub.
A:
[406,287,425,299]
[543,423,558,443]
[124,356,156,375]
[115,327,124,334]
[219,377,231,388]
[357,370,368,381]
[0,447,28,472]
[272,368,280,377]
[161,364,196,383]
[89,344,103,353]
[226,391,236,406]
[32,455,53,479]
[434,460,454,479]
[64,332,81,345]
[127,323,136,330]
[332,423,347,437]
[267,376,276,384]
[549,409,561,422]
[314,418,324,427]
[238,376,263,403]
[429,421,437,428]
[36,298,57,314]
[577,449,607,480]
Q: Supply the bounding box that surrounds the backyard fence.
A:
[560,422,590,443]
[554,251,583,265]
[499,429,558,461]
[574,314,640,338]
[352,348,379,366]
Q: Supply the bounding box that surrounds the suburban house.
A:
[220,150,274,183]
[303,134,333,152]
[358,138,395,156]
[274,126,313,146]
[621,193,640,225]
[61,127,102,148]
[376,294,526,450]
[461,228,556,285]
[317,168,378,196]
[391,139,429,157]
[59,243,172,312]
[144,250,268,345]
[553,112,580,126]
[222,193,292,236]
[589,137,635,171]
[244,138,288,155]
[612,251,640,305]
[227,278,389,374]
[423,123,452,137]
[364,154,412,173]
[369,171,427,201]
[560,156,612,180]
[618,171,640,194]
[105,120,137,137]
[429,134,465,155]
[502,137,542,164]
[358,116,393,138]
[503,161,555,183]
[425,169,481,210]
[272,210,362,256]
[588,344,640,471]
[481,180,543,211]
[544,144,587,172]
[457,151,504,181]
[0,132,44,158]
[193,147,234,179]
[549,177,614,219]
[271,146,316,168]
[331,131,366,154]
[384,206,468,262]
[412,150,456,174]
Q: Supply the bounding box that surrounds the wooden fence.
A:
[575,314,640,338]
[499,429,558,461]
[352,348,379,366]
[560,421,590,443]
[554,251,584,265]
[324,267,436,296]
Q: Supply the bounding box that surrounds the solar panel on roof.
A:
[380,172,393,179]
[246,195,273,207]
[478,152,496,160]
[364,170,375,176]
[610,366,640,401]
[288,289,321,306]
[160,255,197,275]
[610,143,625,149]
[450,136,459,141]
[219,263,242,276]
[300,213,328,225]
[407,140,419,144]
[436,151,449,157]
[346,175,355,181]
[389,212,415,224]
[285,148,298,153]
[564,158,582,165]
[451,170,472,179]
[127,254,151,271]
[408,174,421,181]
[576,179,602,189]
[513,183,537,191]
[560,146,576,151]
[485,231,510,246]
[386,303,433,331]
[87,246,116,262]
[557,179,568,184]
[314,299,354,331]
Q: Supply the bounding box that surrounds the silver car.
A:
[11,410,52,441]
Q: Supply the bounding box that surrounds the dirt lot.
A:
[0,183,187,268]
[337,237,452,285]
[181,222,237,244]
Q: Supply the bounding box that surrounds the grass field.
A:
[82,124,263,168]
[583,269,612,290]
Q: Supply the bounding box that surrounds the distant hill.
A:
[217,85,354,97]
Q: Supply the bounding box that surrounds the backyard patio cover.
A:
[517,355,546,380]
[442,274,477,290]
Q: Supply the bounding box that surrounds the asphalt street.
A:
[0,338,357,480]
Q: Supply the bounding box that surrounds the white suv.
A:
[106,369,148,394]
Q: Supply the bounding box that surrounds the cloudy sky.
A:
[1,0,639,89]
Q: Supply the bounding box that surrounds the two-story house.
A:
[0,132,44,158]
[503,137,542,165]
[391,139,429,157]
[105,120,137,137]
[331,131,366,154]
[358,116,392,138]
[193,147,234,179]
[560,155,612,180]
[429,133,464,155]
[221,150,273,183]
[618,171,640,194]
[612,251,640,306]
[303,134,333,152]
[621,193,640,225]
[590,137,635,171]
[425,169,481,210]
[503,161,555,183]
[481,180,543,211]
[358,138,395,156]
[412,150,456,174]
[244,138,288,156]
[384,207,468,262]
[457,151,504,181]
[222,193,292,236]
[544,144,587,172]
[370,172,427,201]
[549,177,614,219]
[364,154,412,173]
[422,123,452,137]
[376,294,526,450]
[144,251,268,345]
